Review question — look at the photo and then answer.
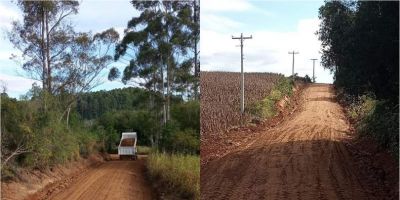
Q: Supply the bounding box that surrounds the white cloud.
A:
[201,17,333,83]
[201,14,244,33]
[0,2,20,30]
[0,74,38,97]
[201,0,254,13]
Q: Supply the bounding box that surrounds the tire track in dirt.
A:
[201,84,388,200]
[30,155,154,200]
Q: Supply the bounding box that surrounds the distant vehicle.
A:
[118,132,137,160]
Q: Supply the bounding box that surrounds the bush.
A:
[343,93,399,158]
[147,152,200,199]
[137,146,152,154]
[248,77,293,118]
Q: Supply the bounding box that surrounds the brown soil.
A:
[26,155,154,200]
[121,138,136,146]
[200,82,305,166]
[1,154,104,200]
[201,84,398,200]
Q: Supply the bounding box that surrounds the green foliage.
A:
[161,126,199,154]
[359,101,399,156]
[112,1,199,98]
[137,146,152,155]
[318,1,398,102]
[344,94,399,157]
[94,98,200,154]
[1,93,100,178]
[96,110,160,147]
[319,1,399,157]
[147,152,200,200]
[248,77,293,118]
[171,100,200,133]
[77,87,159,119]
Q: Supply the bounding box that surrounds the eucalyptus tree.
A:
[110,0,199,125]
[8,0,119,126]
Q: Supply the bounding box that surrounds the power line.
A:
[232,33,252,115]
[310,58,317,83]
[288,51,299,80]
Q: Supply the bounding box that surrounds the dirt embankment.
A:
[201,84,398,200]
[2,155,155,200]
[1,154,104,200]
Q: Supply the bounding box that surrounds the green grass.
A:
[137,146,152,154]
[248,77,293,118]
[339,93,399,159]
[146,152,200,199]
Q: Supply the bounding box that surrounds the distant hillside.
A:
[77,87,153,119]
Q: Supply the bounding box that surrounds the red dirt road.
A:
[34,155,154,200]
[201,84,397,200]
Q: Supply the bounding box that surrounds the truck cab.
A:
[118,132,137,160]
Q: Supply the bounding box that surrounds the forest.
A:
[318,1,399,156]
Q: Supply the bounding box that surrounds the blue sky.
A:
[0,0,333,98]
[0,0,137,98]
[201,0,333,84]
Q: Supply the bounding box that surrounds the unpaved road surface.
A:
[40,155,154,200]
[201,84,394,200]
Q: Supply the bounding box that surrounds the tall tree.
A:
[318,1,399,102]
[110,0,198,125]
[9,0,119,126]
[9,1,119,96]
[9,1,79,94]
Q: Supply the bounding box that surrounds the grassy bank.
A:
[146,152,200,199]
[248,77,293,118]
[339,93,399,158]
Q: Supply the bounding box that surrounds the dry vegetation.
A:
[200,71,283,135]
[147,152,200,199]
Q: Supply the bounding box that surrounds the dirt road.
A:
[37,155,154,200]
[201,84,392,200]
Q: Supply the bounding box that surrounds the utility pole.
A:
[232,33,252,114]
[288,51,299,81]
[310,58,317,83]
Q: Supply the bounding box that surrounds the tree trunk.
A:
[166,58,171,122]
[66,105,71,129]
[45,8,51,94]
[161,61,167,125]
[41,5,47,92]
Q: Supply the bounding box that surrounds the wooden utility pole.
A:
[232,33,252,114]
[310,58,317,83]
[288,51,299,80]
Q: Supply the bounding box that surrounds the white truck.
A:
[118,132,137,160]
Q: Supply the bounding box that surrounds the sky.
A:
[201,0,333,84]
[0,0,333,98]
[0,0,137,98]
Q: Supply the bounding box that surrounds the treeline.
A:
[90,88,200,153]
[77,87,153,119]
[318,1,399,156]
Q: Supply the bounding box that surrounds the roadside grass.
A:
[146,152,200,199]
[137,146,152,155]
[338,92,399,159]
[248,77,293,118]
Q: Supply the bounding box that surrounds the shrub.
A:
[248,77,293,118]
[343,93,399,158]
[147,152,200,199]
[137,146,152,154]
